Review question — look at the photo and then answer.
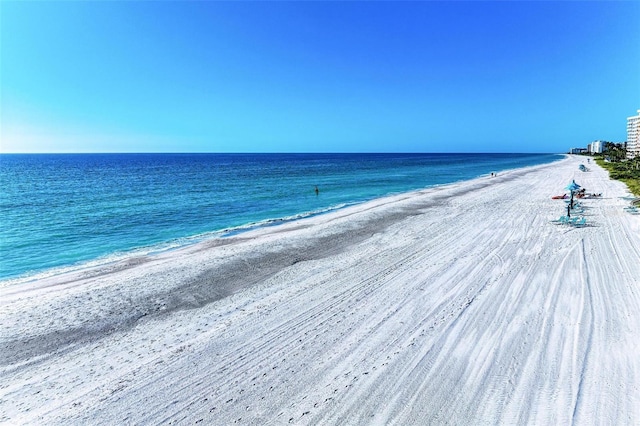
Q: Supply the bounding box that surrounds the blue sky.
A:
[1,1,639,153]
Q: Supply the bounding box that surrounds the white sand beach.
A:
[1,155,639,425]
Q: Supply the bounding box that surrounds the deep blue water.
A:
[0,153,561,282]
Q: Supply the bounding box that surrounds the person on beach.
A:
[567,204,571,218]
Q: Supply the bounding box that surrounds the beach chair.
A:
[564,201,582,208]
[570,217,587,227]
[551,216,570,224]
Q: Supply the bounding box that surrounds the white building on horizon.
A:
[589,140,603,154]
[627,109,640,158]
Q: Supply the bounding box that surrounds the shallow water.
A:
[0,153,561,281]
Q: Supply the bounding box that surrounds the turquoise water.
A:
[0,153,561,281]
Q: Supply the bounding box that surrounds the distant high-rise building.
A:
[627,110,640,158]
[589,140,603,154]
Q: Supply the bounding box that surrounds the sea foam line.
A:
[0,202,355,288]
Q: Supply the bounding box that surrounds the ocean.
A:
[0,153,561,282]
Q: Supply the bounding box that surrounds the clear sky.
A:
[1,1,639,153]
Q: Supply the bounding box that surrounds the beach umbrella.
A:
[565,180,581,192]
[565,180,581,209]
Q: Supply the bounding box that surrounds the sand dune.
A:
[1,155,639,425]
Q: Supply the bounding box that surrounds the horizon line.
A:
[0,151,564,155]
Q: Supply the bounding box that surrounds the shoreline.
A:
[0,155,565,289]
[2,154,639,424]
